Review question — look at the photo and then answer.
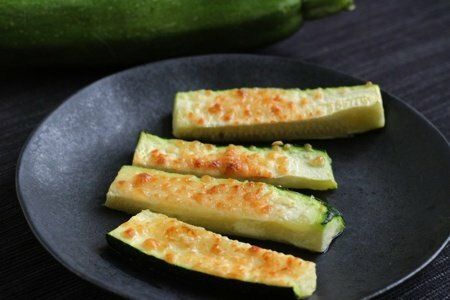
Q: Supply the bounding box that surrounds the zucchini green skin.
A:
[133,132,337,190]
[106,166,345,252]
[0,0,302,66]
[302,0,355,19]
[106,235,300,298]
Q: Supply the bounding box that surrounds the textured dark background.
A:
[1,0,449,299]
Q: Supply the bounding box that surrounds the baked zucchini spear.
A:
[133,132,337,190]
[105,166,345,252]
[107,210,317,298]
[172,83,384,142]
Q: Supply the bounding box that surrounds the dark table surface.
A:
[1,0,449,299]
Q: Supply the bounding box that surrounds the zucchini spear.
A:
[107,210,317,298]
[173,83,384,142]
[133,132,337,190]
[105,166,345,252]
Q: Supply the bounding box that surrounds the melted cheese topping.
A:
[132,133,336,190]
[110,166,325,222]
[175,84,381,127]
[111,210,315,287]
[118,172,273,216]
[133,136,312,179]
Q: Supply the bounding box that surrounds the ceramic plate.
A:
[16,55,450,299]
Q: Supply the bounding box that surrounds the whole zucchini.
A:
[0,0,302,66]
[303,0,354,19]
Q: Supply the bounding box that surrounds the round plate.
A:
[16,54,449,299]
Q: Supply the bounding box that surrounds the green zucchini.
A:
[107,210,317,298]
[133,132,337,190]
[303,0,355,19]
[173,83,384,142]
[0,0,302,66]
[0,1,355,67]
[105,166,345,252]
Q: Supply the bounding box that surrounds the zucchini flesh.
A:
[107,210,316,298]
[105,166,345,252]
[172,83,384,142]
[133,132,337,190]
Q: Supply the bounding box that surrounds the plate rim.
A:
[15,53,450,299]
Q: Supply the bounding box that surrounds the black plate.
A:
[16,54,449,299]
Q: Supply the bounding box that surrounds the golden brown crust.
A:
[136,140,295,180]
[201,88,325,124]
[116,212,314,286]
[121,172,274,216]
